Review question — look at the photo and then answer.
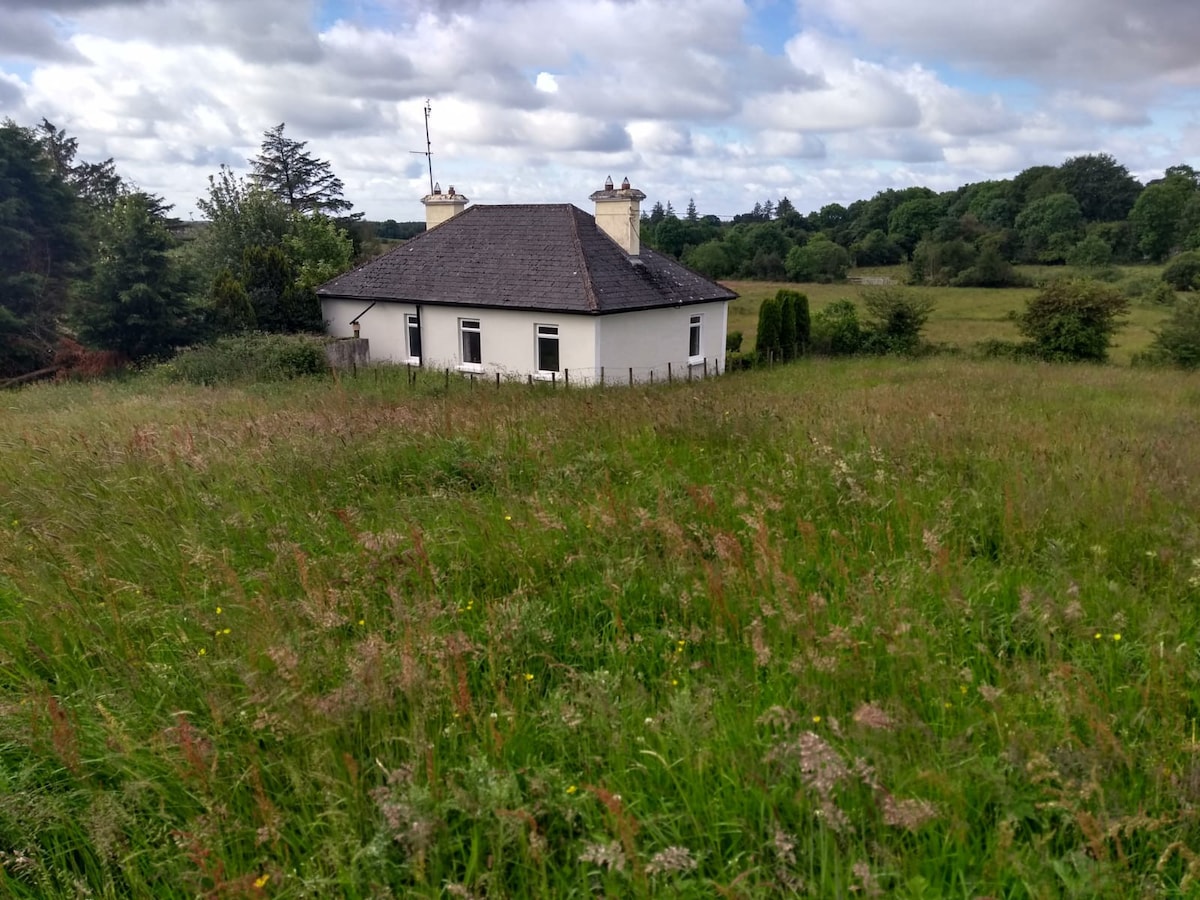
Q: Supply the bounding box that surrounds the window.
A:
[406,313,422,363]
[536,324,560,374]
[460,318,482,367]
[688,314,703,362]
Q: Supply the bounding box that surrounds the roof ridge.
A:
[567,206,602,313]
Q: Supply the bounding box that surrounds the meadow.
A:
[724,265,1174,364]
[2,357,1200,898]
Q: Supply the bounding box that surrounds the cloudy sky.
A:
[2,0,1198,221]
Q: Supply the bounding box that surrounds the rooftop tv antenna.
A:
[410,100,435,195]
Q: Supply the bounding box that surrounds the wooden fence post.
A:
[600,366,605,387]
[565,368,570,388]
[629,367,633,386]
[667,362,673,384]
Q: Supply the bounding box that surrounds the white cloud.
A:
[0,0,1198,223]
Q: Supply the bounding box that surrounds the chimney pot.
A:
[433,181,441,194]
[621,177,631,190]
[448,185,456,196]
[604,175,614,190]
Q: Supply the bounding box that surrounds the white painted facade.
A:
[322,298,727,385]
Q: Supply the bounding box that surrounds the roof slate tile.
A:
[317,203,736,314]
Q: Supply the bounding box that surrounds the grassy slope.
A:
[724,266,1173,364]
[2,361,1200,897]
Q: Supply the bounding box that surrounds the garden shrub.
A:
[157,333,330,385]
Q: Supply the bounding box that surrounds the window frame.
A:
[535,323,561,377]
[459,317,482,371]
[688,313,703,364]
[405,313,422,365]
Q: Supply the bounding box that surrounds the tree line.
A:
[0,120,363,382]
[642,154,1200,288]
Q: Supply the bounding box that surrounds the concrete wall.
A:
[597,301,728,382]
[325,338,370,371]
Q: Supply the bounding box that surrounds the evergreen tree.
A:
[685,198,698,223]
[251,123,353,216]
[779,291,797,360]
[209,269,256,335]
[241,245,322,333]
[755,297,783,361]
[775,289,810,357]
[0,120,86,377]
[72,193,198,361]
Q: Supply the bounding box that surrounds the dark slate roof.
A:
[317,204,736,314]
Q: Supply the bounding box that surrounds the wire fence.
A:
[332,356,727,390]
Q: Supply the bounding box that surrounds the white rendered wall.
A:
[417,306,598,382]
[324,299,600,381]
[597,301,728,382]
[324,298,728,384]
[322,298,416,363]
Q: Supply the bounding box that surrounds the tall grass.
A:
[1,360,1199,897]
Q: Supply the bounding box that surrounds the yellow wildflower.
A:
[254,873,270,889]
[566,785,577,795]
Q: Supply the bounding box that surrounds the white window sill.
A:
[533,371,561,382]
[457,363,483,374]
[687,356,705,367]
[404,358,421,366]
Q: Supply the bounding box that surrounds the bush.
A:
[1147,296,1200,368]
[810,300,863,355]
[1145,282,1178,306]
[157,333,330,385]
[725,330,743,353]
[1162,251,1200,291]
[1015,277,1129,362]
[860,286,935,354]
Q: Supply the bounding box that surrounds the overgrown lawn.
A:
[2,360,1199,897]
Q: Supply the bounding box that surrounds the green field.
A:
[725,266,1174,364]
[2,359,1200,897]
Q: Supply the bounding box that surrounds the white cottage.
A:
[317,178,736,384]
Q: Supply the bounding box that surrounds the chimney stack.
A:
[422,182,469,229]
[590,176,646,256]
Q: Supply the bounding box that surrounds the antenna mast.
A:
[409,100,435,194]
